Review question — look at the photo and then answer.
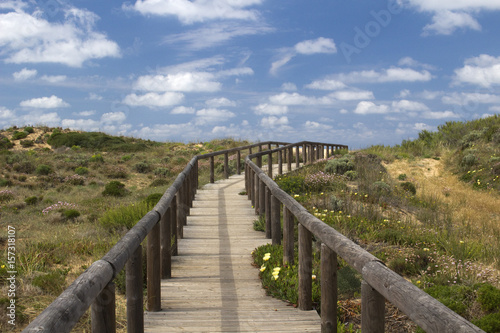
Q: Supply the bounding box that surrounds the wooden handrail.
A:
[245,142,485,333]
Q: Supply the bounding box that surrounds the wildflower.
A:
[1,265,5,269]
[260,265,266,272]
[312,274,316,280]
[459,240,464,244]
[273,267,281,273]
[423,248,430,252]
[417,280,421,284]
[294,194,300,198]
[263,253,271,261]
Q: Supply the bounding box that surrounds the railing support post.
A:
[303,144,307,165]
[361,280,385,333]
[257,144,262,168]
[254,173,259,215]
[126,245,143,333]
[265,187,272,239]
[91,282,116,333]
[210,156,215,183]
[278,150,283,175]
[161,207,171,279]
[259,179,265,217]
[283,207,294,265]
[271,194,281,245]
[321,244,337,333]
[224,152,229,179]
[296,145,300,169]
[287,147,292,172]
[298,224,312,310]
[236,150,241,175]
[147,222,161,312]
[268,152,273,178]
[177,188,184,239]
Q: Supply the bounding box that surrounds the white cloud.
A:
[392,100,430,112]
[163,22,272,50]
[18,111,61,126]
[125,0,263,24]
[353,101,390,114]
[329,90,374,101]
[101,112,126,124]
[423,10,481,35]
[421,110,460,119]
[20,95,69,109]
[337,67,432,83]
[454,54,500,87]
[171,106,196,114]
[13,68,37,81]
[253,104,288,116]
[260,116,289,128]
[195,108,235,125]
[88,93,103,101]
[270,54,293,75]
[398,89,411,98]
[206,97,236,107]
[442,92,500,105]
[41,75,67,83]
[489,106,500,112]
[305,79,346,90]
[396,122,434,136]
[269,92,333,106]
[123,92,185,108]
[0,106,15,120]
[304,121,333,131]
[62,118,101,132]
[294,37,337,55]
[75,110,96,117]
[420,90,443,100]
[134,73,221,92]
[406,1,500,13]
[0,5,120,67]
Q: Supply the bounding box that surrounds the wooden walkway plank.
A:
[144,172,321,332]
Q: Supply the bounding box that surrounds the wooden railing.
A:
[22,140,484,333]
[245,142,485,333]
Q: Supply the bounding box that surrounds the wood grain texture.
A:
[144,174,321,332]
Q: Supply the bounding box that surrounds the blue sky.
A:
[1,0,500,148]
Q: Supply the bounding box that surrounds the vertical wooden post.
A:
[236,150,241,175]
[268,143,272,151]
[278,150,283,175]
[183,180,189,220]
[171,198,178,256]
[283,207,294,266]
[259,179,265,217]
[361,280,385,333]
[296,145,300,169]
[127,245,143,333]
[321,244,337,333]
[249,168,255,206]
[265,187,272,239]
[287,147,292,172]
[91,282,116,333]
[161,207,171,279]
[271,195,281,245]
[303,145,307,165]
[326,145,330,159]
[176,187,184,239]
[147,223,161,312]
[210,156,215,183]
[257,144,262,168]
[224,152,229,179]
[268,152,273,178]
[254,173,259,215]
[299,224,312,310]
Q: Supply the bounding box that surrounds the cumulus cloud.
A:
[195,108,235,125]
[269,92,334,106]
[171,106,196,114]
[0,4,120,67]
[13,68,37,81]
[392,100,430,112]
[421,110,460,119]
[453,54,500,87]
[281,82,297,91]
[337,67,432,83]
[253,104,288,116]
[20,95,69,108]
[305,79,346,90]
[62,118,100,132]
[206,97,236,107]
[123,92,185,108]
[329,90,374,101]
[304,121,333,131]
[442,92,500,105]
[134,72,221,92]
[101,112,127,124]
[0,106,15,120]
[125,0,263,24]
[353,101,390,114]
[41,75,67,83]
[423,11,481,35]
[260,116,289,128]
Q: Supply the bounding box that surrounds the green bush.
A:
[75,166,89,175]
[274,174,305,195]
[13,161,36,174]
[20,140,34,148]
[370,181,391,196]
[134,161,152,173]
[473,313,500,333]
[401,181,417,195]
[424,284,475,317]
[102,181,128,197]
[398,173,407,181]
[89,153,104,163]
[25,196,39,205]
[35,164,53,175]
[24,126,34,134]
[150,178,169,187]
[477,284,500,312]
[32,268,69,295]
[0,137,14,149]
[154,167,172,178]
[344,170,358,180]
[62,209,81,221]
[144,193,162,206]
[12,131,29,140]
[325,156,354,175]
[461,154,476,168]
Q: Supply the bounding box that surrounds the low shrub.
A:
[477,284,500,312]
[153,167,172,178]
[89,153,104,163]
[24,126,34,134]
[370,181,391,196]
[12,131,29,140]
[473,313,500,333]
[0,189,15,203]
[102,181,128,197]
[75,166,89,175]
[461,154,476,168]
[398,173,407,181]
[64,174,86,186]
[25,196,39,205]
[20,140,34,148]
[134,161,152,174]
[274,174,305,195]
[0,137,14,149]
[62,209,81,221]
[35,164,53,175]
[32,268,69,295]
[325,155,354,175]
[401,181,417,195]
[344,170,358,180]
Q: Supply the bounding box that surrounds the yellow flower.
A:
[263,253,271,261]
[273,275,279,280]
[294,194,300,198]
[459,240,464,244]
[260,265,266,272]
[423,248,429,251]
[1,265,5,269]
[273,267,281,272]
[312,274,317,280]
[417,280,421,284]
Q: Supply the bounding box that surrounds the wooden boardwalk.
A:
[144,173,321,332]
